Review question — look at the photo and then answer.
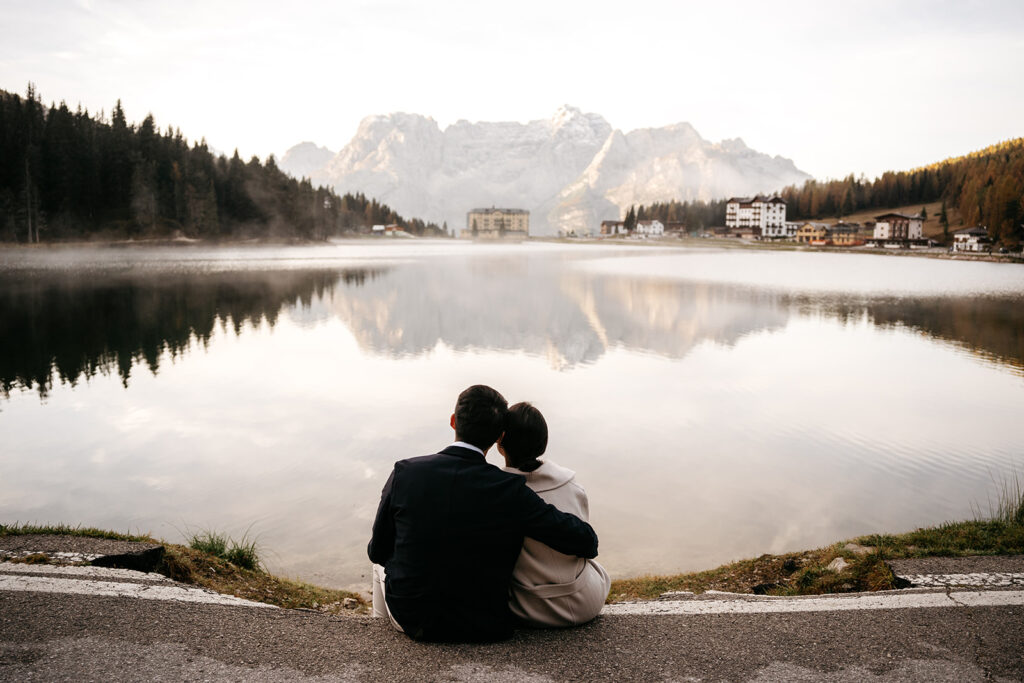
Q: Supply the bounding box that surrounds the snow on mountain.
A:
[283,106,811,234]
[280,142,336,179]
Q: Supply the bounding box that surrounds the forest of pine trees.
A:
[621,199,729,233]
[0,85,443,243]
[630,139,1024,247]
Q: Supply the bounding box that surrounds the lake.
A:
[2,241,1023,591]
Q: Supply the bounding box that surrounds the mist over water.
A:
[1,242,1022,589]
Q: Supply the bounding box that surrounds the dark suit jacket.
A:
[368,445,599,642]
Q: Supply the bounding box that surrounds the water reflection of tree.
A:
[0,269,379,398]
[807,295,1024,373]
[860,297,1024,373]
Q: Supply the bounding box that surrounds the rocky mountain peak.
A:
[280,110,811,235]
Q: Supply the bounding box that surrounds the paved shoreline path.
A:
[3,552,1024,681]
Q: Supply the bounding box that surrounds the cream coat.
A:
[503,460,611,627]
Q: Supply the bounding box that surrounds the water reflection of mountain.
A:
[0,269,378,397]
[327,260,791,368]
[326,260,1024,373]
[3,260,1021,399]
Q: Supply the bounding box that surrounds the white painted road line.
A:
[900,572,1024,587]
[5,562,1021,616]
[601,590,1024,616]
[0,574,275,608]
[0,561,175,583]
[0,551,102,562]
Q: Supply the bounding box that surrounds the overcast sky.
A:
[2,0,1023,181]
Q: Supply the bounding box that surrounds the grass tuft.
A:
[987,473,1024,526]
[225,536,261,571]
[187,529,263,571]
[188,530,229,558]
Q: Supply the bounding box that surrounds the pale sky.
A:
[2,0,1023,181]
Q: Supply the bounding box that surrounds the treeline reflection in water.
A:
[0,268,380,398]
[2,259,1023,401]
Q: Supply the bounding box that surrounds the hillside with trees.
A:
[628,138,1024,247]
[0,85,443,243]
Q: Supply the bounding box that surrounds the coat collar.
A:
[503,460,576,492]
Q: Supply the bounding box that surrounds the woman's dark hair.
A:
[502,402,547,472]
[454,385,508,451]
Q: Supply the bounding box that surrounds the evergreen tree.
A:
[940,200,949,243]
[624,205,637,233]
[0,86,441,242]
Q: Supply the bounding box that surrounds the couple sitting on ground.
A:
[368,384,611,642]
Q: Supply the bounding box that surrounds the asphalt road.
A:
[3,586,1023,682]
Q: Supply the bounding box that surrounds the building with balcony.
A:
[870,212,924,247]
[725,196,787,235]
[463,208,529,240]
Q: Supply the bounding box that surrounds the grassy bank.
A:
[6,482,1023,611]
[0,523,367,614]
[609,514,1024,602]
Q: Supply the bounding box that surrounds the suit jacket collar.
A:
[440,444,486,461]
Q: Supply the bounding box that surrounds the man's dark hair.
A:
[501,402,547,472]
[454,385,508,451]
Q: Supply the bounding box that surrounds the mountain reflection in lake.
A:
[1,244,1022,590]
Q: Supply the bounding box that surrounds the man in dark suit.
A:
[368,385,599,642]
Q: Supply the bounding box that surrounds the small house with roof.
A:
[600,220,627,236]
[952,226,991,252]
[634,219,665,237]
[828,223,865,247]
[795,222,829,244]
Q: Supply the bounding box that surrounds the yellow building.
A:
[795,222,828,244]
[828,223,864,246]
[463,208,529,239]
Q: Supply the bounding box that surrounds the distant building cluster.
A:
[585,196,998,253]
[371,224,412,238]
[708,198,982,250]
[463,208,529,240]
[598,219,668,238]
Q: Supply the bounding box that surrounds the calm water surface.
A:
[2,241,1022,590]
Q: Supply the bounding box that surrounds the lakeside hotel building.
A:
[463,208,529,239]
[725,196,789,237]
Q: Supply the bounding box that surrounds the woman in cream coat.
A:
[499,402,611,627]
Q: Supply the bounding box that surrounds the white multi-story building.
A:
[725,196,787,236]
[873,212,923,242]
[634,219,665,237]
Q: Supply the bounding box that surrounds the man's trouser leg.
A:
[372,564,404,632]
